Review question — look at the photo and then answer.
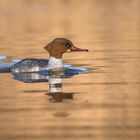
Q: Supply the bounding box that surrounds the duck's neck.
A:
[47,56,63,69]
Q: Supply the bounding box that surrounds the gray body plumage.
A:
[11,59,49,73]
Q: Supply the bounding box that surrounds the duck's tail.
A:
[0,55,14,73]
[0,63,13,73]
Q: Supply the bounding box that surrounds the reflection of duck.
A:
[47,92,74,102]
[47,73,74,102]
[11,38,88,73]
[13,66,89,83]
[13,70,75,102]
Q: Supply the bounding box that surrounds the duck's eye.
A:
[65,43,71,48]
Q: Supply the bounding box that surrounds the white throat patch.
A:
[47,57,63,69]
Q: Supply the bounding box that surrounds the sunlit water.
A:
[0,0,140,140]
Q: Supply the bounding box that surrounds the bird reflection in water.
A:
[13,67,88,102]
[47,93,74,102]
[46,68,74,102]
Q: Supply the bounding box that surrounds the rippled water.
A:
[0,0,140,140]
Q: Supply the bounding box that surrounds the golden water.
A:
[0,0,140,140]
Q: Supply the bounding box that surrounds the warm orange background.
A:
[0,0,140,140]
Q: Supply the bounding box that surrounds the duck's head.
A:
[44,38,88,59]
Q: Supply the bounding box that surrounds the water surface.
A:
[0,0,140,140]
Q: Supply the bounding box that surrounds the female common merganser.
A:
[11,38,88,73]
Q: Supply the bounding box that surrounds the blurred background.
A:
[0,0,140,140]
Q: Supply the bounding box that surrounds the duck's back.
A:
[11,59,49,73]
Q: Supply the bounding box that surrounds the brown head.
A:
[44,38,88,59]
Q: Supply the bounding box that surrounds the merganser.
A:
[11,38,88,73]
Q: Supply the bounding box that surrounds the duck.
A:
[11,38,88,73]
